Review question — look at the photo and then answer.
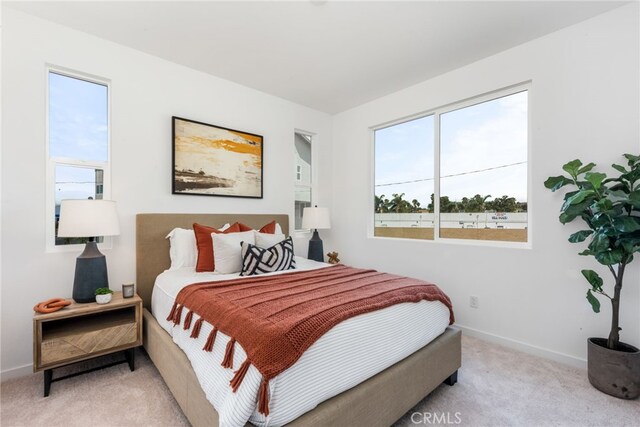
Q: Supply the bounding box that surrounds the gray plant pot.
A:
[587,337,640,399]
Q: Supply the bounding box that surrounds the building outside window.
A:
[374,87,529,244]
[47,69,110,247]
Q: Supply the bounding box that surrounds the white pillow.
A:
[166,228,197,270]
[275,223,284,235]
[212,230,255,274]
[255,231,286,249]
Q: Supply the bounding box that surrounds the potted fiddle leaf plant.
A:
[544,153,640,399]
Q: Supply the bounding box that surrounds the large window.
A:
[47,69,110,248]
[374,87,529,244]
[294,132,312,230]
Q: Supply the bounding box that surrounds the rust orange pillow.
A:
[236,221,277,234]
[193,222,241,272]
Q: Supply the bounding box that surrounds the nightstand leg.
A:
[125,348,135,372]
[44,369,53,397]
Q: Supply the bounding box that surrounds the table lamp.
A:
[302,206,331,263]
[57,200,120,303]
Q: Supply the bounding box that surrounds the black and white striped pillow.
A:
[240,236,296,276]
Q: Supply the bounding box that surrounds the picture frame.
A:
[172,116,263,198]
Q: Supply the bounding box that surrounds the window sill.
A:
[46,239,113,254]
[368,234,532,250]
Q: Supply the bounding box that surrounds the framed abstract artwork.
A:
[172,116,263,198]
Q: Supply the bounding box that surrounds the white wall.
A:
[328,4,640,366]
[0,8,332,377]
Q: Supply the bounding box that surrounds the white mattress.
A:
[151,257,450,427]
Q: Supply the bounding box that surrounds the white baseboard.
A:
[456,324,587,370]
[1,363,35,382]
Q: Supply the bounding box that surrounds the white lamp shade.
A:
[302,207,331,229]
[57,200,120,237]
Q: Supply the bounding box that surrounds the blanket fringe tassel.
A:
[258,378,270,416]
[230,359,251,392]
[172,305,184,325]
[221,338,236,369]
[166,302,178,322]
[183,310,194,330]
[203,328,218,352]
[190,318,204,338]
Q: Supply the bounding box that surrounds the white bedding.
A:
[151,257,450,427]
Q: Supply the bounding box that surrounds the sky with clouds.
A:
[375,90,528,207]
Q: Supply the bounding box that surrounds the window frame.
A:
[294,129,316,234]
[45,66,112,252]
[369,83,532,249]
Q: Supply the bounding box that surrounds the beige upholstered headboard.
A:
[136,213,289,308]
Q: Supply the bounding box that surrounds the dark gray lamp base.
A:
[307,229,324,263]
[73,241,109,303]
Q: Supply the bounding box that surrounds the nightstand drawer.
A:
[41,322,137,366]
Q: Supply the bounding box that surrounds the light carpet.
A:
[1,336,638,426]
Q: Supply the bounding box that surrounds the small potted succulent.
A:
[95,287,114,304]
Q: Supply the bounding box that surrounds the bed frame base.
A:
[143,309,461,427]
[443,370,458,386]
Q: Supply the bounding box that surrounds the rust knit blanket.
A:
[166,264,454,415]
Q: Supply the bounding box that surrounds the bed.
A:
[136,213,461,427]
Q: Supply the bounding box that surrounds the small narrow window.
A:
[294,132,312,230]
[47,69,110,248]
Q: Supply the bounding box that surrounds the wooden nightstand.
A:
[33,292,143,396]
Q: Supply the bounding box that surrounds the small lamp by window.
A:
[57,200,120,303]
[302,206,331,263]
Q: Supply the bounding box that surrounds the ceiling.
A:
[5,1,627,113]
